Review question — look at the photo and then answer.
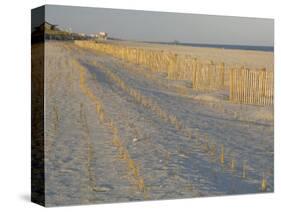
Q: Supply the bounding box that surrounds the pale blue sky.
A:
[41,4,274,46]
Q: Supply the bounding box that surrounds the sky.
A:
[36,4,273,46]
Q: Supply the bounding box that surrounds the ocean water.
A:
[179,43,274,52]
[146,41,274,52]
[163,43,274,52]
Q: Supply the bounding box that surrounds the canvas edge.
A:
[31,5,46,207]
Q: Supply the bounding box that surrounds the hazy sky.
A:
[42,4,274,46]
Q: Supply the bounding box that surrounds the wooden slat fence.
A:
[74,41,274,106]
[192,61,225,91]
[230,68,273,105]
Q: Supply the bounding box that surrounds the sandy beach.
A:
[39,40,274,206]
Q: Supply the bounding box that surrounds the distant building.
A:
[96,32,108,40]
[32,21,57,43]
[34,21,59,32]
[88,34,96,38]
[32,21,72,43]
[78,33,86,37]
